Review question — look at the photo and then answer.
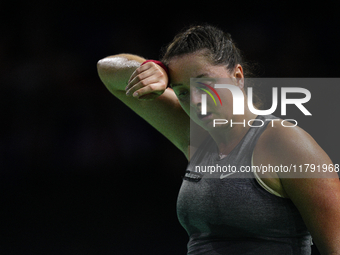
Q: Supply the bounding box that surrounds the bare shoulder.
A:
[253,119,340,253]
[253,119,338,194]
[254,120,340,254]
[255,120,332,169]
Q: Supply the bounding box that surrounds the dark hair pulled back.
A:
[161,24,262,108]
[161,24,250,76]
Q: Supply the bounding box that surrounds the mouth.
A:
[197,112,213,121]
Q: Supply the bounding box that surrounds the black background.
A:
[1,1,339,254]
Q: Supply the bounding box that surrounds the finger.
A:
[132,82,165,98]
[126,72,166,96]
[127,62,155,83]
[126,64,156,91]
[126,70,166,96]
[127,68,139,85]
[127,67,156,90]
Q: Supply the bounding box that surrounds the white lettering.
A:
[281,87,312,116]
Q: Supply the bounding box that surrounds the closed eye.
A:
[174,89,189,100]
[178,90,188,97]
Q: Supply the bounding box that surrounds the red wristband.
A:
[141,60,170,77]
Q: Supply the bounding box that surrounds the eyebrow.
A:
[170,73,209,88]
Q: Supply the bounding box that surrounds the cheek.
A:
[216,89,233,105]
[213,90,236,116]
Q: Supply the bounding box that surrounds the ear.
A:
[234,64,244,89]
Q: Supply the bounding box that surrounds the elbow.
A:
[96,60,106,83]
[96,57,114,82]
[97,57,108,75]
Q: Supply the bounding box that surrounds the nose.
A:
[191,89,208,115]
[190,89,202,109]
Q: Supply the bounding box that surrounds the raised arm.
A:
[97,54,192,159]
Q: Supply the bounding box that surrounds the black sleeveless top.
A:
[176,115,312,254]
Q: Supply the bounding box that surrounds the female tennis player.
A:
[97,24,340,255]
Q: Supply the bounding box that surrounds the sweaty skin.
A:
[98,53,340,255]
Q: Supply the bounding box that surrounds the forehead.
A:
[168,53,210,76]
[168,54,230,86]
